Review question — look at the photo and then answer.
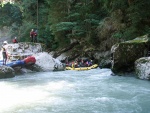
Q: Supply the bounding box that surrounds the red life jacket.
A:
[34,32,37,36]
[12,39,17,43]
[30,31,34,36]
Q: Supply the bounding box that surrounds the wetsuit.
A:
[2,49,7,65]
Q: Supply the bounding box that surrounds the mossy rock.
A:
[111,35,150,73]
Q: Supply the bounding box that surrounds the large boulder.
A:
[33,52,65,71]
[0,66,15,79]
[111,35,150,73]
[135,57,150,80]
[0,42,43,61]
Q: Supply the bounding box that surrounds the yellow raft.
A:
[66,64,98,71]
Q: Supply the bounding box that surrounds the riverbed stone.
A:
[0,66,15,79]
[111,35,150,73]
[135,57,150,80]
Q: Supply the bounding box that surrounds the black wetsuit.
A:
[2,50,7,65]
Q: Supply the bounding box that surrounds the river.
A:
[0,68,150,113]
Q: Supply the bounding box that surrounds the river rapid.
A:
[0,68,150,113]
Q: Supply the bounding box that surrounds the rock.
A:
[111,35,150,73]
[99,59,112,69]
[135,57,150,80]
[93,51,112,68]
[0,66,15,79]
[27,64,43,72]
[33,52,65,71]
[53,63,66,71]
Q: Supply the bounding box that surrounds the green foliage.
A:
[0,3,22,27]
[1,0,150,51]
[55,22,76,32]
[18,21,36,42]
[112,32,123,39]
[116,0,150,40]
[102,0,128,12]
[38,26,57,50]
[21,0,37,23]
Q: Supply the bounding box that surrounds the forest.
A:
[0,0,150,52]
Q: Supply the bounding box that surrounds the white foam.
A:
[0,82,49,112]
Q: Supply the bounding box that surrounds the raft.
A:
[0,60,25,68]
[0,56,36,68]
[6,60,25,68]
[23,56,36,65]
[66,64,98,71]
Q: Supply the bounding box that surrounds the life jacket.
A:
[34,32,37,36]
[12,39,17,43]
[30,31,34,36]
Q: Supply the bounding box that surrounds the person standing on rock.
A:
[34,30,38,43]
[2,47,7,65]
[12,37,18,43]
[2,41,8,47]
[30,29,35,42]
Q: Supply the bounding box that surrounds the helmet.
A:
[3,41,8,44]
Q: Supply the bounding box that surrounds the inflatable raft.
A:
[23,56,36,65]
[0,56,36,68]
[66,64,98,71]
[6,60,25,68]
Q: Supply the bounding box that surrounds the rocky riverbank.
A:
[1,35,150,80]
[0,42,65,79]
[52,34,150,80]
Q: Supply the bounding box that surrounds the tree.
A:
[0,2,22,27]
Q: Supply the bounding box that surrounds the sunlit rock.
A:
[135,57,150,80]
[0,42,65,73]
[33,52,65,71]
[1,42,42,61]
[111,35,150,73]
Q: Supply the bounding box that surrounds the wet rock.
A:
[93,51,111,68]
[135,57,150,80]
[99,59,112,69]
[0,66,15,79]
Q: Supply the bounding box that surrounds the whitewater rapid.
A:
[0,68,150,113]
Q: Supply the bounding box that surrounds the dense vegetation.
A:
[0,0,150,51]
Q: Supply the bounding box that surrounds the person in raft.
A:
[12,37,18,43]
[2,47,7,65]
[30,29,35,42]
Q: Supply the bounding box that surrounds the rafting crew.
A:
[67,58,93,68]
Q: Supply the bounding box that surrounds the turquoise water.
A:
[0,68,150,113]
